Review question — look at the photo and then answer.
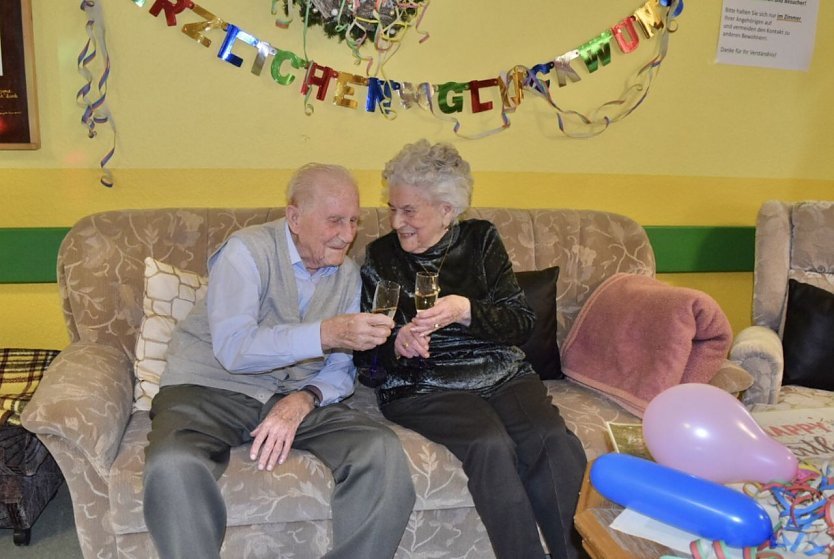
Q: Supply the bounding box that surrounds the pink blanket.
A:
[561,273,732,417]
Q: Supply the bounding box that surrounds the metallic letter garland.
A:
[110,0,684,146]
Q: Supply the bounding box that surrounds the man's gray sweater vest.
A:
[161,218,360,404]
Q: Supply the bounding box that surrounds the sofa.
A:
[21,207,749,559]
[731,200,834,413]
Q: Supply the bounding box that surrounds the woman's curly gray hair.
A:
[382,139,473,219]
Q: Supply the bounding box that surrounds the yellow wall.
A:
[2,1,833,349]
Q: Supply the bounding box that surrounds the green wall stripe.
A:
[0,228,69,283]
[645,226,755,273]
[0,226,755,284]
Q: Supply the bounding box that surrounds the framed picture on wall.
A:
[0,0,39,149]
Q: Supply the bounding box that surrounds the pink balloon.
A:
[643,383,798,484]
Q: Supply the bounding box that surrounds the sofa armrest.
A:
[729,326,784,406]
[21,342,133,478]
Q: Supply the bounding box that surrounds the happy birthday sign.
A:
[754,407,834,463]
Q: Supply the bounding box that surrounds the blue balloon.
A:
[591,454,773,548]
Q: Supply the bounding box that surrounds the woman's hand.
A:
[394,322,431,359]
[396,296,471,358]
[411,295,471,335]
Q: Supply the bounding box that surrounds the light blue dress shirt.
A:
[205,223,358,405]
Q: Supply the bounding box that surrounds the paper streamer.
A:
[77,0,116,187]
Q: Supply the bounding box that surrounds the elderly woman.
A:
[355,139,587,559]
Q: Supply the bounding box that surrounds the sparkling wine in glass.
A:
[415,272,439,312]
[372,280,401,319]
[361,280,400,388]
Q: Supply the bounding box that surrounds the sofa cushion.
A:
[782,279,834,390]
[561,273,732,417]
[134,258,207,411]
[516,267,562,379]
[544,378,639,459]
[108,389,475,534]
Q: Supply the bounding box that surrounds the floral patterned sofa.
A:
[21,207,746,559]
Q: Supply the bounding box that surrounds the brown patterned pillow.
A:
[134,258,207,411]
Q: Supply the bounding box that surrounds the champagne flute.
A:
[415,272,439,312]
[362,280,400,388]
[372,280,401,319]
[413,272,439,371]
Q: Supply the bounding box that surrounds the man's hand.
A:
[321,313,394,351]
[249,391,315,471]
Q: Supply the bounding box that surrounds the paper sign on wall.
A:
[716,0,819,71]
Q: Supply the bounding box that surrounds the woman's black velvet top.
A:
[354,219,536,407]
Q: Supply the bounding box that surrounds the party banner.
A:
[78,0,683,185]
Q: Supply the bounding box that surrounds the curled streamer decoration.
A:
[77,0,116,187]
[660,0,685,19]
[280,0,429,43]
[542,0,675,139]
[278,0,431,75]
[301,1,316,114]
[427,80,510,140]
[272,0,292,28]
[743,462,834,556]
[413,0,681,140]
[411,0,430,43]
[668,461,834,559]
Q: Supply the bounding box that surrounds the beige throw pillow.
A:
[134,257,207,411]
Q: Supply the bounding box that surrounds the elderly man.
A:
[143,163,415,559]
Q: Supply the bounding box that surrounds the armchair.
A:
[731,200,834,410]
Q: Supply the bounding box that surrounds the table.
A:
[574,460,679,559]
